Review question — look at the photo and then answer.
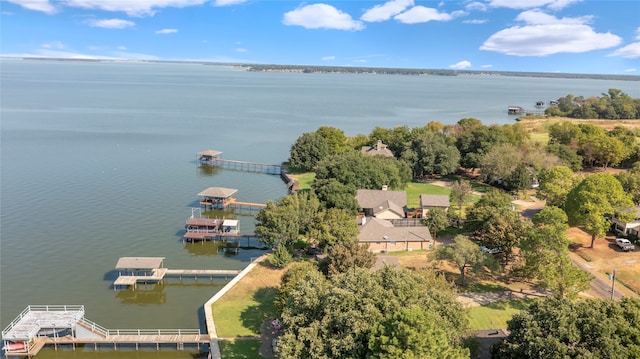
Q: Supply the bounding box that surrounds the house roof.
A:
[373,199,405,217]
[198,187,238,198]
[360,140,394,157]
[357,217,432,242]
[198,150,222,157]
[356,189,407,209]
[115,257,165,269]
[420,194,450,208]
[222,219,239,227]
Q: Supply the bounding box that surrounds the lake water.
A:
[1,59,638,358]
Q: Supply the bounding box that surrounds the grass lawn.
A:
[467,299,536,329]
[219,340,262,359]
[288,172,315,190]
[405,181,451,208]
[212,261,285,338]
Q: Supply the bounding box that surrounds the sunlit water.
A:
[1,59,638,357]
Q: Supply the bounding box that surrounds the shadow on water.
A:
[239,287,279,335]
[196,164,221,177]
[115,284,167,305]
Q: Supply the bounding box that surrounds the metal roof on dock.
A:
[115,257,165,270]
[197,150,222,157]
[197,187,238,198]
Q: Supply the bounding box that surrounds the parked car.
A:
[615,238,636,251]
[481,246,502,254]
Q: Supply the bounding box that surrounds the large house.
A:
[360,140,394,158]
[357,217,432,253]
[356,188,407,219]
[611,205,640,238]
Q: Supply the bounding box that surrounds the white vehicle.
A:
[481,246,502,254]
[615,238,635,251]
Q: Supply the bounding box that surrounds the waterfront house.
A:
[360,140,395,158]
[356,188,407,219]
[357,217,432,252]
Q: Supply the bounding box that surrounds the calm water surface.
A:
[1,59,638,357]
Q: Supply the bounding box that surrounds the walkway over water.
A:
[197,149,282,175]
[113,257,241,290]
[2,305,209,358]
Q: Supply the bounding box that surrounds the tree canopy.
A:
[493,297,640,359]
[564,173,635,248]
[545,89,640,120]
[276,266,469,359]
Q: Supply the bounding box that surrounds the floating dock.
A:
[2,305,209,358]
[197,150,281,175]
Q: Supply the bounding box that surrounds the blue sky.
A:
[1,0,639,74]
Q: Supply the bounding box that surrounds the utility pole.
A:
[610,268,617,300]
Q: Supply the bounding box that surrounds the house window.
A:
[390,241,396,246]
[376,241,380,245]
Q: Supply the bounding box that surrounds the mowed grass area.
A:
[212,261,285,338]
[288,172,315,190]
[467,299,536,329]
[405,181,450,208]
[219,340,262,359]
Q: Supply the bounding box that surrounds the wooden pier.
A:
[2,305,209,358]
[197,149,281,175]
[113,257,241,290]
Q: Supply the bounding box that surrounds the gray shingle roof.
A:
[356,189,407,209]
[420,194,450,208]
[358,217,432,242]
[360,140,394,157]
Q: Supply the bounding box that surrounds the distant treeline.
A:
[241,63,640,81]
[545,89,640,119]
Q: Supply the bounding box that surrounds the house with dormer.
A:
[356,188,407,219]
[360,140,394,158]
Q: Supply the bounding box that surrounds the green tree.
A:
[537,166,577,207]
[456,125,508,170]
[436,235,490,286]
[309,208,359,250]
[509,163,532,195]
[276,261,320,312]
[402,132,460,177]
[276,266,469,359]
[423,208,449,245]
[322,242,376,276]
[368,306,469,359]
[475,207,530,267]
[546,143,583,171]
[312,178,360,213]
[289,131,329,171]
[493,297,640,359]
[616,170,640,204]
[449,179,472,218]
[565,173,635,248]
[255,191,321,249]
[317,126,348,154]
[465,189,513,232]
[479,143,522,184]
[520,207,590,299]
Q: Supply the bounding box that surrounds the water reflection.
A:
[115,284,167,304]
[196,164,221,177]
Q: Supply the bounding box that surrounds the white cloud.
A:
[283,4,364,31]
[214,0,246,6]
[516,10,592,25]
[41,41,65,49]
[463,19,487,24]
[624,68,637,72]
[361,0,413,22]
[481,12,622,56]
[609,43,640,59]
[322,55,336,61]
[449,60,472,69]
[235,47,247,52]
[6,0,57,14]
[488,0,581,10]
[481,64,493,68]
[394,6,459,24]
[86,18,135,29]
[465,1,487,11]
[354,59,368,63]
[63,0,208,17]
[117,45,127,50]
[156,28,178,34]
[2,10,15,15]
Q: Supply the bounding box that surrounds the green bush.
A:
[269,245,293,268]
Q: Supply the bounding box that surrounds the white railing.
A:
[2,305,84,338]
[78,318,109,337]
[105,328,203,336]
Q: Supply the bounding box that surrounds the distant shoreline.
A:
[2,56,638,82]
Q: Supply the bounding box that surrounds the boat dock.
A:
[113,257,241,290]
[197,150,281,175]
[2,305,209,358]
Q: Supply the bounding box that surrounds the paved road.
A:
[568,252,636,300]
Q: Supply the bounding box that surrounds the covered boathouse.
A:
[198,187,238,209]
